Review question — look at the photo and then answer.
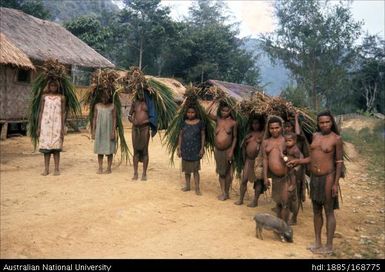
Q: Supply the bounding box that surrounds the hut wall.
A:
[0,65,31,121]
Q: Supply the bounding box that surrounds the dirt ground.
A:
[0,123,384,259]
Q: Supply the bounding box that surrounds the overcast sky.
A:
[159,0,385,39]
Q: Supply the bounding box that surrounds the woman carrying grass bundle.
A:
[177,105,205,195]
[37,80,65,176]
[234,115,266,207]
[92,90,117,174]
[287,110,343,255]
[208,100,237,201]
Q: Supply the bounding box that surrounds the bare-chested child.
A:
[37,80,65,176]
[208,100,237,201]
[177,106,205,195]
[234,115,266,207]
[288,110,343,254]
[283,132,303,225]
[128,94,150,181]
[91,91,116,174]
[263,116,292,223]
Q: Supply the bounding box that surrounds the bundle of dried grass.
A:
[237,92,316,136]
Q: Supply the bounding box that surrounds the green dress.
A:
[94,104,115,155]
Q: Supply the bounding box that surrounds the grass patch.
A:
[341,120,385,183]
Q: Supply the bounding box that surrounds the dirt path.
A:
[0,128,384,259]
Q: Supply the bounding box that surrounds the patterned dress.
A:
[180,120,204,173]
[94,104,115,155]
[39,95,63,153]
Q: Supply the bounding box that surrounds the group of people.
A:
[36,79,344,255]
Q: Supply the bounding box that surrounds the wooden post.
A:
[0,122,8,140]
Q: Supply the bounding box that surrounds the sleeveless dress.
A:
[94,104,115,155]
[39,95,63,153]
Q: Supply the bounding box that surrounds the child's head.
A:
[250,115,265,132]
[219,101,231,118]
[47,80,59,93]
[186,106,197,120]
[100,89,112,104]
[284,132,297,148]
[284,120,294,134]
[268,116,283,138]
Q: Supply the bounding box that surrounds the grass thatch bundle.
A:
[119,67,177,131]
[83,69,130,163]
[237,92,317,137]
[28,59,82,149]
[165,85,215,163]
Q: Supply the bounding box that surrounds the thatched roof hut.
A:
[0,33,34,70]
[200,79,260,101]
[0,7,114,68]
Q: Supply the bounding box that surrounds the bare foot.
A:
[307,244,322,252]
[141,175,147,181]
[247,199,258,207]
[234,200,243,205]
[218,194,226,201]
[289,218,297,226]
[181,187,191,192]
[310,246,333,255]
[132,174,138,180]
[195,190,202,196]
[225,194,230,200]
[41,169,49,176]
[97,169,103,174]
[53,170,60,176]
[104,169,112,174]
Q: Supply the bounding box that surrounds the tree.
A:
[262,0,361,111]
[1,0,50,19]
[118,0,174,70]
[351,35,385,113]
[64,16,111,54]
[280,85,309,108]
[176,0,260,85]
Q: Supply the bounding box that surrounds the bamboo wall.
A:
[0,65,32,121]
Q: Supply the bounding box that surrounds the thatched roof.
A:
[204,79,259,101]
[0,8,114,68]
[0,33,34,70]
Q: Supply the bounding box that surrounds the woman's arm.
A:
[92,105,98,140]
[177,129,183,158]
[37,95,45,137]
[61,96,66,140]
[333,136,344,197]
[200,126,205,157]
[111,105,117,140]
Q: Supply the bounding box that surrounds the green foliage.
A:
[147,78,178,131]
[350,34,385,114]
[280,85,309,108]
[1,0,50,19]
[64,15,111,53]
[261,0,362,111]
